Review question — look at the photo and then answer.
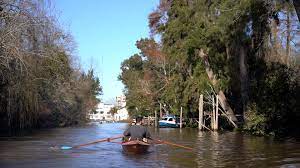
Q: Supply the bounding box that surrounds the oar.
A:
[60,135,124,150]
[152,139,193,151]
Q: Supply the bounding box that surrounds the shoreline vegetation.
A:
[0,0,299,138]
[119,0,299,137]
[0,1,101,136]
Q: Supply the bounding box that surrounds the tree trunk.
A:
[270,18,280,62]
[239,46,248,116]
[198,49,238,126]
[159,103,162,118]
[180,106,183,129]
[215,95,219,130]
[198,95,203,130]
[211,96,215,130]
[293,0,300,21]
[286,9,291,66]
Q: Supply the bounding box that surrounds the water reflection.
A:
[0,123,299,168]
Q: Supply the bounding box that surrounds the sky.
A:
[53,0,159,103]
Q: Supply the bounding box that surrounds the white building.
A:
[116,95,126,107]
[114,95,129,121]
[114,107,129,121]
[89,102,114,121]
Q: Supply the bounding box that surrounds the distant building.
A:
[89,102,114,121]
[114,107,128,121]
[114,95,129,121]
[116,95,126,107]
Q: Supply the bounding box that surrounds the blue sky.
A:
[53,0,159,103]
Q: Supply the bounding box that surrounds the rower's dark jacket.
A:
[123,125,151,139]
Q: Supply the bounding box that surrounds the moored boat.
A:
[158,115,180,128]
[121,140,150,154]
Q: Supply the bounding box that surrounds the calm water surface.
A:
[0,123,299,168]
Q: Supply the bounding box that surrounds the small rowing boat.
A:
[121,140,150,154]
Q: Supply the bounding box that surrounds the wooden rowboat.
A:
[121,140,150,154]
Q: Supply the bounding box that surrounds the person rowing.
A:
[123,116,151,142]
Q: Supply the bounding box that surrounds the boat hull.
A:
[158,121,179,128]
[122,140,150,154]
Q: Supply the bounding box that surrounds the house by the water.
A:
[114,95,129,121]
[89,95,129,122]
[89,102,114,121]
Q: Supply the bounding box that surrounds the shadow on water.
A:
[0,123,299,168]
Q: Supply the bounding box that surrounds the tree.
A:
[120,0,299,136]
[109,107,119,118]
[0,0,102,135]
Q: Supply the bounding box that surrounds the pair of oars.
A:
[60,135,193,151]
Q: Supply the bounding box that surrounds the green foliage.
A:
[243,104,268,136]
[109,107,119,117]
[0,1,102,135]
[119,54,151,116]
[248,62,299,136]
[120,0,299,137]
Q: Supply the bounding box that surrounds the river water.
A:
[0,123,299,168]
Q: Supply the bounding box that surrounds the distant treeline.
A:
[0,0,101,135]
[119,0,299,136]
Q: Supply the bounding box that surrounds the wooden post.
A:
[216,95,219,130]
[159,103,162,118]
[180,106,183,129]
[198,94,203,130]
[212,96,215,130]
[154,110,158,127]
[147,116,150,125]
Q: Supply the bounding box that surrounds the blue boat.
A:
[158,115,180,128]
